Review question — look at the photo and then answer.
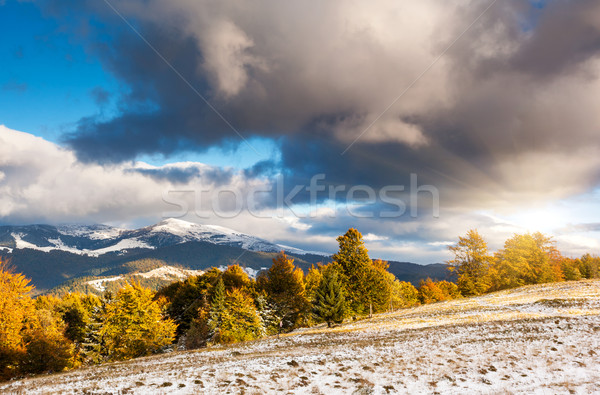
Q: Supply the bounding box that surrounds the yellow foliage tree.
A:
[100,282,176,361]
[0,259,34,380]
[447,230,493,296]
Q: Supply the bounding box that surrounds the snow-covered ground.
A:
[135,266,204,280]
[3,280,599,394]
[85,276,125,293]
[84,266,205,291]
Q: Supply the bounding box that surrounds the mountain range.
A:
[0,218,451,293]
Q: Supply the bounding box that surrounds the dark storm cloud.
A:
[36,0,600,210]
[128,164,234,185]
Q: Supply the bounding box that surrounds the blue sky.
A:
[2,0,600,263]
[0,0,275,169]
[0,1,113,141]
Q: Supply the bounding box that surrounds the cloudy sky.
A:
[2,0,600,263]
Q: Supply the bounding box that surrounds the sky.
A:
[2,0,600,263]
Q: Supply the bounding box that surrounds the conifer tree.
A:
[207,277,226,340]
[313,269,345,327]
[332,228,388,315]
[81,301,108,364]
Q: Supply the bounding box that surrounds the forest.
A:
[1,228,599,381]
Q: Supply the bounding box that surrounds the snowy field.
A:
[2,280,599,394]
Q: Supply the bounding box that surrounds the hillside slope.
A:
[3,280,599,394]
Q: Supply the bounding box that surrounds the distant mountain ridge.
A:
[0,218,324,257]
[0,219,451,292]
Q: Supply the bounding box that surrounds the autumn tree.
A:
[100,282,176,361]
[559,257,582,281]
[304,264,323,303]
[490,232,563,291]
[0,260,34,380]
[418,278,448,304]
[577,254,600,279]
[437,280,461,299]
[257,252,309,330]
[389,280,420,309]
[20,306,74,374]
[215,288,264,344]
[313,268,346,327]
[222,264,252,290]
[447,230,493,296]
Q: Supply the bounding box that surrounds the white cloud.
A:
[0,125,265,224]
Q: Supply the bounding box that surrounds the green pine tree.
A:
[331,228,376,315]
[313,269,345,327]
[207,277,226,341]
[80,301,108,365]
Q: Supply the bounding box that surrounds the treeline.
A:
[1,228,598,381]
[0,258,175,381]
[159,228,420,348]
[447,230,600,296]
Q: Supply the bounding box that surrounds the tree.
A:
[332,229,378,316]
[490,232,563,291]
[207,277,226,340]
[257,252,309,330]
[447,230,493,296]
[222,264,251,290]
[559,257,582,281]
[418,278,448,304]
[304,264,323,303]
[20,307,74,375]
[81,294,110,365]
[437,280,461,299]
[313,268,346,327]
[367,260,392,315]
[389,279,420,309]
[100,282,176,361]
[577,254,600,279]
[57,293,101,348]
[0,260,34,380]
[215,288,264,344]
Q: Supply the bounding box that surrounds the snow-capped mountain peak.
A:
[0,219,323,257]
